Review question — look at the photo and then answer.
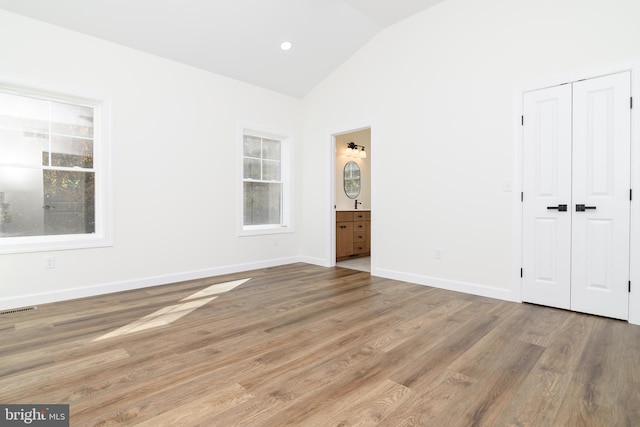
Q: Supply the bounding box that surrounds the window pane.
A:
[0,168,45,237]
[0,92,49,134]
[0,128,48,166]
[243,182,281,226]
[0,167,94,237]
[50,136,93,168]
[262,159,281,181]
[243,158,261,180]
[262,138,281,160]
[243,135,261,158]
[50,101,94,138]
[43,170,95,235]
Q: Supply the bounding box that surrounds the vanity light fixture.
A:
[345,142,366,158]
[345,142,357,155]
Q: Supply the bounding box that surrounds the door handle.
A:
[575,204,596,212]
[547,204,568,212]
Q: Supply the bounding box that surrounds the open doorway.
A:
[334,128,371,272]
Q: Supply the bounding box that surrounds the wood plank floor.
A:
[1,263,639,426]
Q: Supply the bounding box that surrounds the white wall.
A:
[0,10,302,309]
[300,0,640,304]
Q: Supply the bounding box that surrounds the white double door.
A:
[522,72,631,320]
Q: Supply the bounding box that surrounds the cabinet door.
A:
[336,222,354,258]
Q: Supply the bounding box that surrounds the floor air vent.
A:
[0,306,37,316]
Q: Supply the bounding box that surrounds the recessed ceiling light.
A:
[280,41,292,51]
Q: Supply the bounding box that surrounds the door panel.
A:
[571,72,630,319]
[522,85,572,309]
[534,218,560,281]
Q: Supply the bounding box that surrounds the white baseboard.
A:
[297,255,332,267]
[1,258,520,312]
[372,267,519,303]
[0,256,303,311]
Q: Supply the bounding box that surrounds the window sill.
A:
[238,224,294,237]
[0,233,113,254]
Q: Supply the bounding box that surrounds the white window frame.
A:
[0,75,112,254]
[238,122,294,236]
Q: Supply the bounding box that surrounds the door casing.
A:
[328,122,374,268]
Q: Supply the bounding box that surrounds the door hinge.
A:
[521,115,524,126]
[631,189,633,201]
[520,268,523,278]
[629,281,631,293]
[631,97,633,109]
[521,192,524,202]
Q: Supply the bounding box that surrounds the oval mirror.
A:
[343,161,361,199]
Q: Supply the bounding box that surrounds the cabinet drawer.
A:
[353,231,366,243]
[353,242,370,254]
[353,221,367,232]
[353,211,370,221]
[336,211,354,222]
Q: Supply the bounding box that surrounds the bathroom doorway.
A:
[333,127,371,272]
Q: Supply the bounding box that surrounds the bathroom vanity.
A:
[336,210,370,261]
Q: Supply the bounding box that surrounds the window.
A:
[0,80,111,253]
[239,125,293,235]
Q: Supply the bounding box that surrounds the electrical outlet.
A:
[273,238,278,247]
[435,248,443,260]
[44,256,56,269]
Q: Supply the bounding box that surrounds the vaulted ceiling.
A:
[0,0,445,97]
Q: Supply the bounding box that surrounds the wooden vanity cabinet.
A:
[336,211,370,261]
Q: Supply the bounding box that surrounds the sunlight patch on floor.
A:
[181,278,250,301]
[93,278,251,341]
